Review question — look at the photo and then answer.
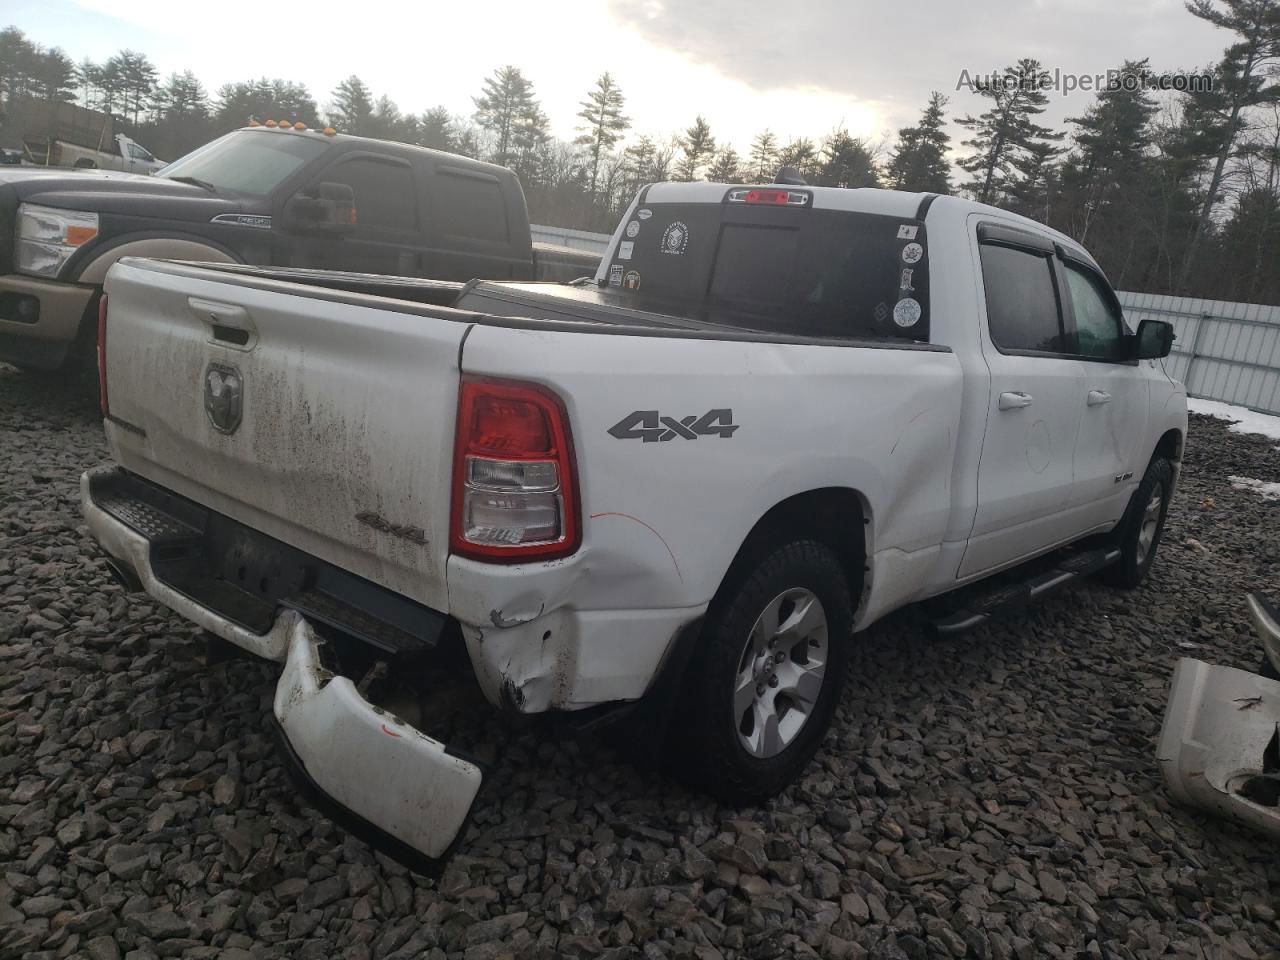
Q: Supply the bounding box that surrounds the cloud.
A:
[605,0,1228,128]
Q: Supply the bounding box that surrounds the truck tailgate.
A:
[100,258,467,612]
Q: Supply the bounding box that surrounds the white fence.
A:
[1117,292,1280,416]
[531,224,1280,415]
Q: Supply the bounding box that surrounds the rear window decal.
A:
[619,241,634,260]
[902,242,924,264]
[900,268,915,292]
[626,220,641,238]
[661,222,689,255]
[894,298,922,328]
[637,208,652,220]
[624,270,641,290]
[609,264,624,285]
[897,224,919,240]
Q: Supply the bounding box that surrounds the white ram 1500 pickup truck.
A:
[81,181,1187,871]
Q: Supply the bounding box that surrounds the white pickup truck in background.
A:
[81,180,1186,871]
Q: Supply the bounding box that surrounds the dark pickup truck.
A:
[0,125,598,372]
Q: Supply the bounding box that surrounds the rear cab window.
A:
[601,190,930,343]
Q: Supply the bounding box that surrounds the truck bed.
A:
[171,261,951,351]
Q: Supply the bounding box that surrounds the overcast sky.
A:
[7,0,1232,156]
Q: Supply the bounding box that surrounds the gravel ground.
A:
[2,364,1279,960]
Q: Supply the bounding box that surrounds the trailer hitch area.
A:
[1157,657,1280,840]
[271,612,483,873]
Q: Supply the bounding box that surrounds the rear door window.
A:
[432,167,511,246]
[978,244,1068,354]
[320,155,418,233]
[604,200,930,342]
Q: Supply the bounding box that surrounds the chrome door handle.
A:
[1087,390,1112,406]
[998,391,1033,410]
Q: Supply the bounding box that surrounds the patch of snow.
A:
[1228,476,1280,500]
[1188,398,1280,443]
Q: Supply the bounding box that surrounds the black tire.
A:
[1100,457,1173,589]
[673,539,852,805]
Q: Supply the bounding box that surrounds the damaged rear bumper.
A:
[1157,657,1280,838]
[272,613,483,872]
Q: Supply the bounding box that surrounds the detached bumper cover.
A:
[1157,657,1280,839]
[272,613,483,870]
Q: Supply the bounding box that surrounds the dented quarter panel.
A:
[101,258,465,612]
[451,322,963,708]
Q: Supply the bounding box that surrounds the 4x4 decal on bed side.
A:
[607,409,739,442]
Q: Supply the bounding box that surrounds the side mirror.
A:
[1134,318,1174,360]
[285,181,356,233]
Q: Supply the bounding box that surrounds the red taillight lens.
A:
[450,376,580,562]
[726,188,809,206]
[97,294,109,416]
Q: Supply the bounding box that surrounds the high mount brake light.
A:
[97,295,109,416]
[727,188,809,206]
[450,377,581,562]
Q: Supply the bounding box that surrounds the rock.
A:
[212,774,241,806]
[841,893,870,924]
[298,875,346,911]
[105,844,149,881]
[85,936,122,960]
[127,909,190,940]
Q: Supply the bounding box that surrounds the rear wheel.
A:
[674,540,852,804]
[1100,457,1173,589]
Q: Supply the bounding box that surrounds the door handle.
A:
[1087,390,1112,406]
[998,391,1033,410]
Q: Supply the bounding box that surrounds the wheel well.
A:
[721,488,868,609]
[1154,428,1182,465]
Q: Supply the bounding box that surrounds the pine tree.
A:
[329,75,374,135]
[1058,59,1158,243]
[473,65,539,168]
[1175,0,1280,291]
[510,101,550,184]
[814,129,879,187]
[215,78,318,129]
[886,92,952,192]
[675,116,715,181]
[104,50,157,125]
[418,106,454,151]
[777,138,819,181]
[748,130,778,180]
[30,47,75,102]
[155,71,209,120]
[1005,140,1060,223]
[957,58,1062,204]
[706,146,744,182]
[575,72,630,202]
[0,27,34,101]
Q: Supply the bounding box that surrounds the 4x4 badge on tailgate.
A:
[204,361,243,434]
[608,409,738,442]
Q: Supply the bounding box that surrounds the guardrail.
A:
[530,224,611,255]
[531,225,1280,415]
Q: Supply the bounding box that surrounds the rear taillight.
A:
[450,376,580,562]
[97,294,108,416]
